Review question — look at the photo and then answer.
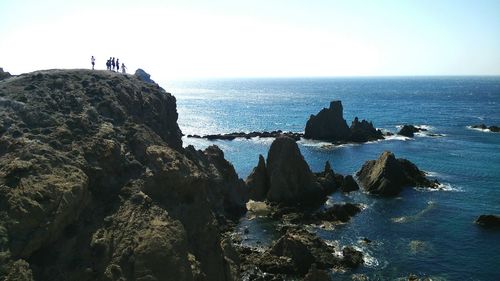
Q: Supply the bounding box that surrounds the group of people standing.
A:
[90,56,127,74]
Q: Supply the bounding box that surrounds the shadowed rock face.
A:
[356,151,439,196]
[476,215,500,228]
[0,69,246,281]
[304,101,351,142]
[0,67,11,80]
[246,136,327,206]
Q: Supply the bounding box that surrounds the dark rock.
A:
[357,151,439,196]
[398,125,426,137]
[268,228,341,275]
[0,67,12,80]
[349,117,384,142]
[315,161,338,195]
[472,124,488,130]
[247,154,269,201]
[489,126,500,132]
[194,131,303,141]
[303,264,331,281]
[342,246,364,268]
[304,100,351,142]
[134,68,156,84]
[341,175,359,192]
[314,203,362,222]
[265,136,324,206]
[475,215,500,228]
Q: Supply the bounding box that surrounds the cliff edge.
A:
[0,69,247,281]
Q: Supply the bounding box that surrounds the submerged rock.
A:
[304,100,351,142]
[356,151,439,196]
[314,203,362,223]
[475,214,500,228]
[472,124,500,132]
[398,125,427,137]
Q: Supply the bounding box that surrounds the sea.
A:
[163,77,500,281]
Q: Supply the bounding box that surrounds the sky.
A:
[1,0,500,79]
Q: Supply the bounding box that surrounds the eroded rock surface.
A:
[0,69,247,281]
[356,151,439,196]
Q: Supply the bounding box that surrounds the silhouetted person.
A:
[111,57,115,71]
[106,58,111,70]
[91,56,95,70]
[121,63,127,74]
[116,58,120,72]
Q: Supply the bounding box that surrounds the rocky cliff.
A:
[0,69,247,281]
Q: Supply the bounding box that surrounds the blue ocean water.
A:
[165,77,500,280]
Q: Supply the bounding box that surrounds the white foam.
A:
[414,183,463,192]
[384,135,411,141]
[467,126,492,133]
[297,139,356,150]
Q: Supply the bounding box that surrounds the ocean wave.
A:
[383,135,411,141]
[297,139,357,150]
[466,125,493,133]
[414,183,463,192]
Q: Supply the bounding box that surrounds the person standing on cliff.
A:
[111,58,116,71]
[91,56,95,70]
[121,63,127,74]
[116,58,120,72]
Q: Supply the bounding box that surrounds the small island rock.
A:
[357,151,439,196]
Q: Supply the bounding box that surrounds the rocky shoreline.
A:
[0,68,489,281]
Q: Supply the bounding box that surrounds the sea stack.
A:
[246,136,330,206]
[356,151,439,196]
[304,100,351,142]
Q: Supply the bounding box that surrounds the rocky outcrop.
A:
[357,151,439,196]
[398,125,427,137]
[246,136,329,206]
[0,69,247,281]
[350,117,384,142]
[314,161,339,195]
[475,215,500,228]
[342,246,364,268]
[304,101,383,143]
[314,203,362,223]
[472,124,500,132]
[0,68,11,80]
[188,130,303,141]
[304,101,351,142]
[134,68,157,85]
[341,175,359,192]
[246,155,268,201]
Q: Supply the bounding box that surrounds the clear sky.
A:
[1,0,499,79]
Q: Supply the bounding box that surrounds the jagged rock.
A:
[315,161,338,194]
[268,228,341,275]
[0,67,12,80]
[265,136,324,206]
[304,101,351,142]
[475,215,500,228]
[342,246,364,268]
[3,259,34,281]
[303,264,331,281]
[134,68,157,84]
[341,175,359,192]
[357,151,439,196]
[0,69,246,281]
[350,117,384,142]
[314,203,361,223]
[247,155,269,201]
[398,125,426,137]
